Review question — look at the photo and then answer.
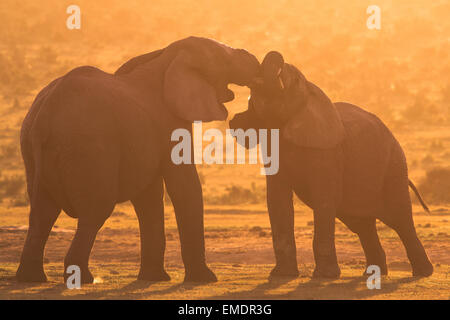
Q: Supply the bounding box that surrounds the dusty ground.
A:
[0,202,449,299]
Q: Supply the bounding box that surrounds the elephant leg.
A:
[131,176,170,281]
[163,162,216,283]
[63,186,116,284]
[382,213,433,277]
[381,147,433,277]
[60,142,119,284]
[339,216,387,275]
[16,184,61,282]
[64,217,108,284]
[396,222,433,277]
[266,174,299,280]
[302,149,342,279]
[312,207,340,279]
[382,172,433,277]
[396,221,433,277]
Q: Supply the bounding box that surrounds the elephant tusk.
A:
[277,67,285,90]
[279,76,285,90]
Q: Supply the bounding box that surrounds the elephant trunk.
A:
[227,49,260,87]
[261,51,285,95]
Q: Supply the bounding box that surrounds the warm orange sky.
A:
[0,0,449,125]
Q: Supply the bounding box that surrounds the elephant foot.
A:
[313,264,341,279]
[63,265,94,284]
[268,265,299,281]
[412,261,434,277]
[80,269,94,284]
[184,265,217,283]
[138,269,171,282]
[16,261,47,283]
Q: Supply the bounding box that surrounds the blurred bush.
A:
[418,166,450,204]
[206,183,264,205]
[0,173,25,203]
[10,191,29,207]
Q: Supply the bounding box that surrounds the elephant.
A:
[16,36,260,284]
[229,51,434,279]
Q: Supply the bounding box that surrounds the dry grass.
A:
[0,203,449,300]
[1,262,449,300]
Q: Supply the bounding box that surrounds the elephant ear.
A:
[163,49,228,122]
[283,82,344,149]
[115,49,165,75]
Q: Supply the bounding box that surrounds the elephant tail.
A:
[408,179,430,213]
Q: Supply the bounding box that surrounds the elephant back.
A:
[334,102,395,216]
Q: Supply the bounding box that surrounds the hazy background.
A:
[0,0,449,206]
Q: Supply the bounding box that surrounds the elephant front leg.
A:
[312,207,340,278]
[266,175,299,280]
[163,162,217,283]
[132,176,170,281]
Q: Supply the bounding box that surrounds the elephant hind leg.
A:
[380,212,433,277]
[62,189,116,284]
[61,153,119,284]
[381,173,433,277]
[338,216,387,275]
[396,223,433,277]
[16,183,61,282]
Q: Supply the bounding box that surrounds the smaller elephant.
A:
[230,51,433,279]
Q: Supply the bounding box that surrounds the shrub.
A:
[207,183,264,205]
[418,167,450,204]
[0,175,24,197]
[10,191,29,207]
[1,142,20,161]
[0,174,25,202]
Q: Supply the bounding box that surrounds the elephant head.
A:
[230,51,344,149]
[115,36,260,122]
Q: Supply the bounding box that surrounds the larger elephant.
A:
[230,51,433,279]
[16,37,260,284]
